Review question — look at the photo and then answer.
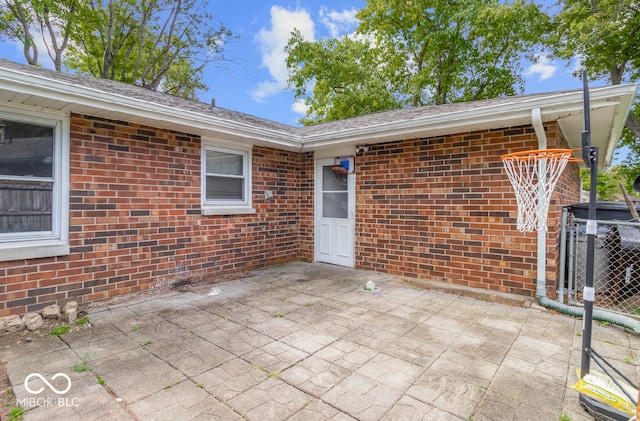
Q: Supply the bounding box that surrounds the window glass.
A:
[206,176,243,200]
[0,179,53,233]
[322,166,348,191]
[323,192,348,218]
[0,120,54,178]
[203,146,249,205]
[0,119,55,235]
[206,150,243,176]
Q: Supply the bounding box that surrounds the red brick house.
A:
[0,59,636,316]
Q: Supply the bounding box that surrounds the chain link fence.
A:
[565,216,640,317]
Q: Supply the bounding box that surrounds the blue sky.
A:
[0,0,601,127]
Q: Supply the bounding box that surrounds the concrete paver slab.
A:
[193,357,266,401]
[91,348,186,404]
[279,354,350,397]
[287,399,357,421]
[128,380,240,421]
[227,377,311,421]
[144,333,234,378]
[1,262,638,421]
[199,326,273,357]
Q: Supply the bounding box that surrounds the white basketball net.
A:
[502,150,572,232]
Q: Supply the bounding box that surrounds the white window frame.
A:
[201,142,254,215]
[0,106,70,262]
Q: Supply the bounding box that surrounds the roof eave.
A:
[0,67,304,151]
[301,85,639,153]
[0,65,636,160]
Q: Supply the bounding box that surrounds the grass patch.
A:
[73,363,91,373]
[72,352,94,373]
[273,313,284,318]
[97,378,105,385]
[252,364,282,378]
[75,316,90,325]
[474,384,487,393]
[131,325,141,332]
[163,381,180,390]
[7,405,24,421]
[48,325,71,337]
[139,339,153,347]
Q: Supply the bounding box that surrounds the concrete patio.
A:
[2,262,639,420]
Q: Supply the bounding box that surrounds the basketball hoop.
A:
[501,148,573,232]
[331,165,348,177]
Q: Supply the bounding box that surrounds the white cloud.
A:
[319,6,358,38]
[251,81,282,103]
[291,99,308,116]
[251,6,315,103]
[525,56,557,81]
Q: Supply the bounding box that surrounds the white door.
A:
[315,158,355,267]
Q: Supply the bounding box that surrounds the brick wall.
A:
[355,122,580,296]
[0,114,304,316]
[298,152,315,262]
[0,115,580,316]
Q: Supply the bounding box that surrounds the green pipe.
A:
[537,295,640,334]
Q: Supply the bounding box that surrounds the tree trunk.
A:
[626,114,640,140]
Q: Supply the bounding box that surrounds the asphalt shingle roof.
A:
[0,58,581,139]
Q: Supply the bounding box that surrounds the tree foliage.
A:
[0,0,81,70]
[286,0,550,124]
[0,0,233,100]
[549,0,640,188]
[549,0,640,85]
[286,31,402,125]
[65,0,232,100]
[581,166,640,200]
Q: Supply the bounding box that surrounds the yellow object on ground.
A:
[572,369,638,416]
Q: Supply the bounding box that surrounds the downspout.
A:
[529,108,640,333]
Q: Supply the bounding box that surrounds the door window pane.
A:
[323,192,348,218]
[323,166,347,191]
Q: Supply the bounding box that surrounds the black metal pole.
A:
[580,146,598,377]
[580,70,597,378]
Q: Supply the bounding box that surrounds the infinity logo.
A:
[25,373,72,395]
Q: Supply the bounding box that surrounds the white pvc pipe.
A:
[532,108,548,297]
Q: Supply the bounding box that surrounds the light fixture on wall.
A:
[355,144,369,155]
